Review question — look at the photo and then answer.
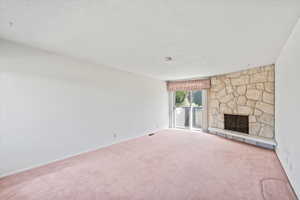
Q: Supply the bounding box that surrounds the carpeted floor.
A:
[0,129,296,200]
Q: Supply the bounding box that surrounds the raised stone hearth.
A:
[208,128,276,149]
[209,64,275,139]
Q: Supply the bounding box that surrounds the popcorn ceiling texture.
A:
[208,64,275,138]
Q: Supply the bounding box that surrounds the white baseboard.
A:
[0,128,165,179]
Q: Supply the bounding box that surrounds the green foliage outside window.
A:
[192,91,202,107]
[175,90,202,107]
[175,91,187,107]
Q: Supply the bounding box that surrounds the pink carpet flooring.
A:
[0,129,296,200]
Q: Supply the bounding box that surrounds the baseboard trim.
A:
[0,128,165,179]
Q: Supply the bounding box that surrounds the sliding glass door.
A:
[174,90,203,130]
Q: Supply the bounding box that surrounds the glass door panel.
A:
[174,91,191,129]
[175,107,190,128]
[191,90,203,129]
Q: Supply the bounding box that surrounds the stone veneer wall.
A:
[208,64,275,138]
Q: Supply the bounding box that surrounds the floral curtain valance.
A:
[166,79,211,91]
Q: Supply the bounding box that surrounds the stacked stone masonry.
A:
[209,64,275,138]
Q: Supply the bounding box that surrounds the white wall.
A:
[0,40,169,177]
[276,18,300,197]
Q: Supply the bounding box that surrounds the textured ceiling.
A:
[0,0,299,80]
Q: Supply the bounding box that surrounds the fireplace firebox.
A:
[224,114,249,134]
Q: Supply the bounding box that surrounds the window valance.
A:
[166,79,210,91]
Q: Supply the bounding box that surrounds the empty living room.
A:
[1,1,300,199]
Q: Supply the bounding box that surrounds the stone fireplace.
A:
[208,64,275,139]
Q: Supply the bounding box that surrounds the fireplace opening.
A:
[224,114,249,134]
